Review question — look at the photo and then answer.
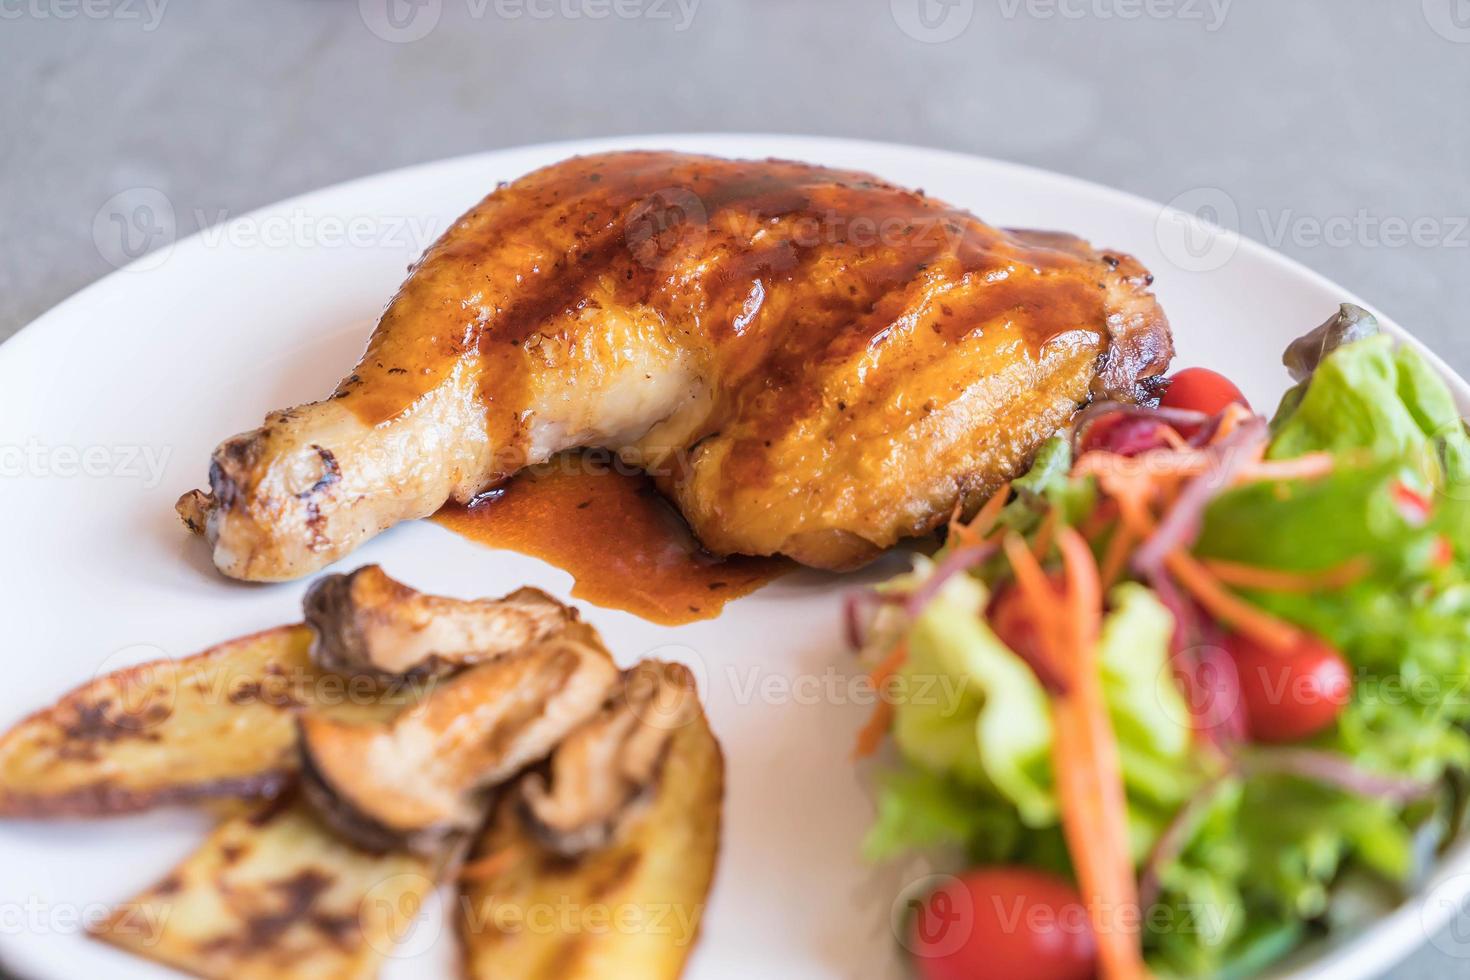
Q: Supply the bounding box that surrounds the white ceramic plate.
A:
[1,135,1466,980]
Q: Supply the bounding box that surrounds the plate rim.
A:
[2,133,1466,980]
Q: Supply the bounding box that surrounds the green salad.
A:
[853,305,1470,980]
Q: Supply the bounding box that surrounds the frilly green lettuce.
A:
[1270,332,1470,490]
[873,577,1202,855]
[890,572,1056,825]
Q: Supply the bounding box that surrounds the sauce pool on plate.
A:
[432,460,789,624]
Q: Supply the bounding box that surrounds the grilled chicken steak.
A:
[180,151,1172,580]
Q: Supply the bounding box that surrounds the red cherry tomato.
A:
[1159,367,1250,416]
[908,868,1096,980]
[990,584,1046,663]
[989,581,1068,691]
[1226,631,1352,743]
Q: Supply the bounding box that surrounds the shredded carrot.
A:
[1201,556,1371,593]
[1165,551,1300,652]
[1076,447,1335,487]
[1084,462,1161,510]
[1049,529,1148,980]
[1108,482,1159,542]
[1002,534,1068,673]
[1057,528,1102,655]
[1100,522,1137,591]
[1160,426,1192,451]
[460,847,518,882]
[1079,499,1118,542]
[852,703,894,761]
[948,481,1011,550]
[853,642,909,760]
[867,641,909,690]
[946,520,983,552]
[971,481,1012,537]
[1209,402,1255,445]
[1076,449,1211,481]
[1242,452,1335,482]
[1032,506,1060,561]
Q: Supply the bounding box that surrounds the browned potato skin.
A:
[459,690,724,980]
[0,625,424,817]
[0,627,312,817]
[92,797,436,980]
[183,151,1173,580]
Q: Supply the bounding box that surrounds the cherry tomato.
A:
[990,584,1046,663]
[989,581,1068,691]
[1159,367,1250,416]
[908,868,1096,980]
[1226,631,1352,743]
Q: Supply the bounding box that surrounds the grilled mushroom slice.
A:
[303,564,574,678]
[518,660,699,857]
[297,623,620,854]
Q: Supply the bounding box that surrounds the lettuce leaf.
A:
[1101,583,1193,771]
[862,768,1012,862]
[1270,333,1470,492]
[1198,458,1434,581]
[1003,434,1097,532]
[891,573,1056,825]
[873,577,1202,860]
[1146,770,1421,977]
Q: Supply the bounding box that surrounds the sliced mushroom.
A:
[303,564,575,678]
[297,623,620,855]
[518,660,700,857]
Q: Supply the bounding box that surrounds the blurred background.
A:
[1,1,1468,975]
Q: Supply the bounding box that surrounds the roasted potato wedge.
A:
[459,671,723,980]
[0,625,428,817]
[92,796,438,980]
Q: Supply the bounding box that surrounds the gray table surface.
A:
[2,1,1469,976]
